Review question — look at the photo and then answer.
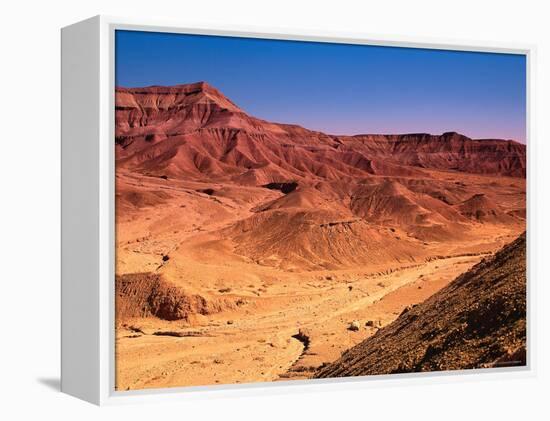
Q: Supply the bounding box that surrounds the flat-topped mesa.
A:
[338,131,526,177]
[115,82,526,178]
[115,82,262,147]
[116,81,243,114]
[347,131,521,146]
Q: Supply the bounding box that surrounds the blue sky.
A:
[116,30,526,143]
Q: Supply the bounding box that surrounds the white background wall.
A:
[1,0,548,418]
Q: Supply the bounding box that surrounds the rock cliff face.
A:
[115,82,526,179]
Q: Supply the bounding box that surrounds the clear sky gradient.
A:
[115,30,526,143]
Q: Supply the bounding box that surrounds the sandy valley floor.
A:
[114,170,524,390]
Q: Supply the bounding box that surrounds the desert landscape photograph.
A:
[114,31,527,391]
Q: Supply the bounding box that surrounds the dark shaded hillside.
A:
[315,232,527,378]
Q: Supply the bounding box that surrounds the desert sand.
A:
[114,82,526,390]
[316,232,527,378]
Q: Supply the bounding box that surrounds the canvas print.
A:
[114,30,527,391]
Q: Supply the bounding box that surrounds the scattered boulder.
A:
[348,321,361,331]
[366,319,382,328]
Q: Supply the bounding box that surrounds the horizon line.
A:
[115,81,526,144]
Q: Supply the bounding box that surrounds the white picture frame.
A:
[61,15,535,405]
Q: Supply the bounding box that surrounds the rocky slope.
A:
[116,272,234,322]
[315,232,527,378]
